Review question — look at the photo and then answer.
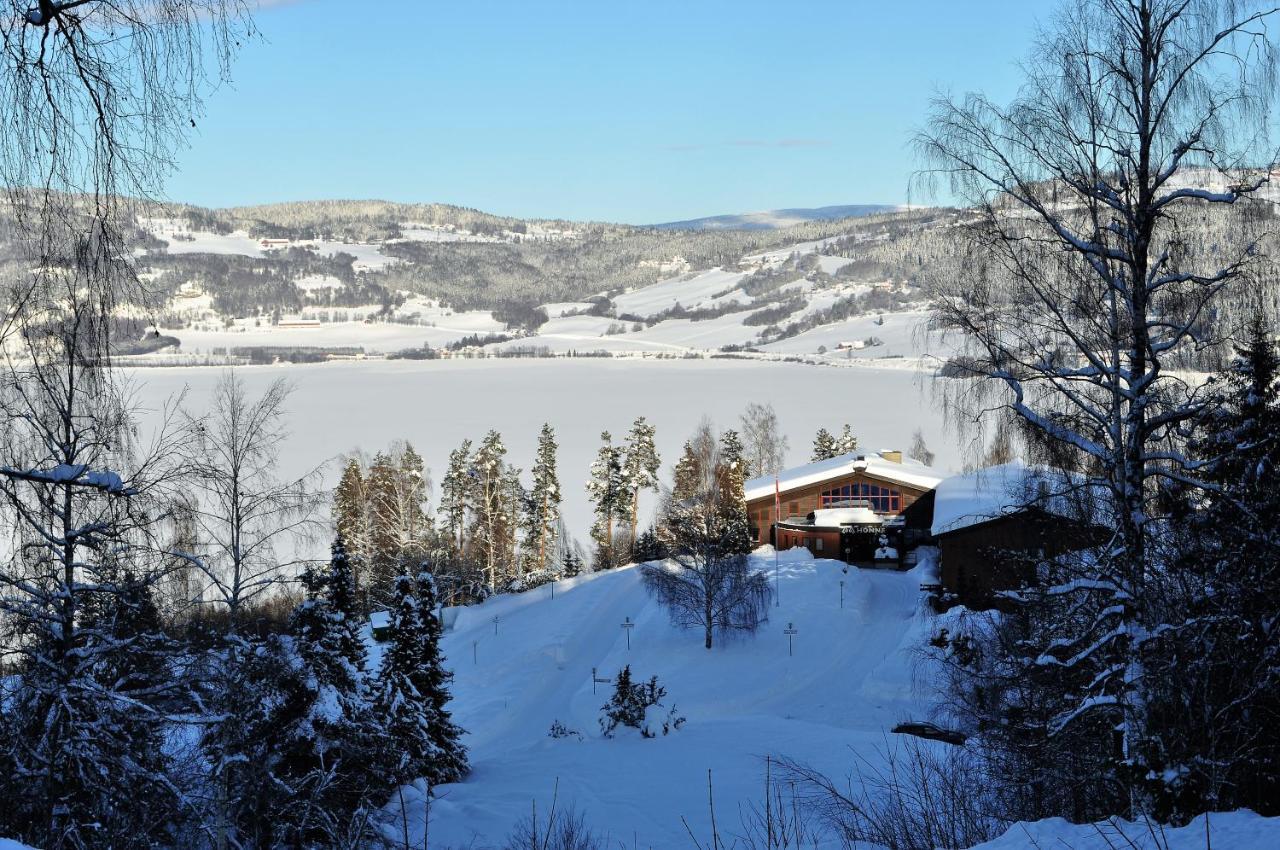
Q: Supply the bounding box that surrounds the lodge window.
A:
[815,538,824,552]
[819,481,903,513]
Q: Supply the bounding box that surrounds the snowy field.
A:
[374,549,1280,847]
[128,358,961,544]
[612,268,751,317]
[388,548,942,846]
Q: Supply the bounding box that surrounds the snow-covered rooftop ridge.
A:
[744,450,946,503]
[809,506,882,526]
[930,461,1083,536]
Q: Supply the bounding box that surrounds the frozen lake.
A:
[129,358,963,548]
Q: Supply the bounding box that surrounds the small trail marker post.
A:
[839,580,845,609]
[621,615,634,650]
[493,615,499,636]
[472,640,478,665]
[784,621,798,657]
[591,666,612,695]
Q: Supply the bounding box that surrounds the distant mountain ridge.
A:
[651,204,903,231]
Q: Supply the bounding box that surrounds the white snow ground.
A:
[386,548,943,847]
[972,810,1279,850]
[612,268,749,318]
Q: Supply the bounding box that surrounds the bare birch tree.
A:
[644,436,770,649]
[180,372,324,626]
[0,0,254,348]
[916,0,1280,815]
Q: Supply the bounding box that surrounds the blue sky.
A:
[167,0,1050,223]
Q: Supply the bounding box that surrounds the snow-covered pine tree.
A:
[522,423,562,576]
[1151,316,1280,818]
[326,536,367,674]
[395,442,434,560]
[271,540,384,842]
[439,439,473,554]
[717,429,754,555]
[334,457,371,567]
[835,424,858,456]
[671,440,701,503]
[0,316,191,849]
[503,464,525,583]
[587,430,627,570]
[811,427,838,461]
[372,572,437,787]
[366,450,401,601]
[414,569,469,784]
[472,431,518,589]
[562,547,584,578]
[622,416,661,538]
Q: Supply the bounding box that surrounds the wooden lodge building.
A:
[743,450,945,562]
[902,462,1106,607]
[746,454,1104,608]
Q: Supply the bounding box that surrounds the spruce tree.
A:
[272,540,383,841]
[562,548,583,578]
[1156,316,1280,817]
[522,423,562,576]
[438,439,473,554]
[622,416,661,537]
[671,440,701,503]
[717,429,754,555]
[835,423,858,456]
[472,431,517,588]
[396,442,431,550]
[334,457,371,568]
[587,431,626,569]
[811,427,838,461]
[366,450,400,599]
[415,569,469,784]
[372,572,437,787]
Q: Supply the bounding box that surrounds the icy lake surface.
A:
[129,358,961,542]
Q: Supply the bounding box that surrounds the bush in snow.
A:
[599,665,685,738]
[507,567,558,594]
[503,802,608,850]
[548,719,583,740]
[631,527,667,562]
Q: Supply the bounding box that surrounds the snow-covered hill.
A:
[385,548,941,846]
[652,204,903,230]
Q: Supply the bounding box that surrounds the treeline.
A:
[139,246,399,318]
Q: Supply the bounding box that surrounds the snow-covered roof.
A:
[744,450,946,503]
[810,506,882,526]
[930,462,1078,536]
[369,611,390,629]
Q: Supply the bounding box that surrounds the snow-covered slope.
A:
[388,549,941,846]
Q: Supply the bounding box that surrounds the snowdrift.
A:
[973,810,1279,850]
